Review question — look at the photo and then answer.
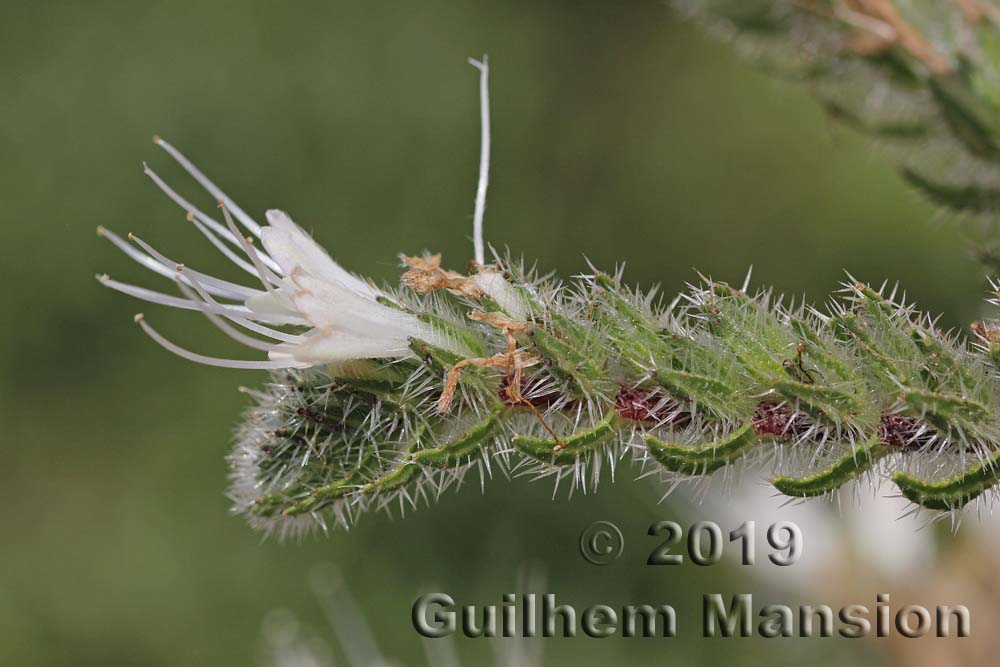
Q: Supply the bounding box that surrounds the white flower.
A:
[99,137,457,369]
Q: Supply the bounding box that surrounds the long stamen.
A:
[219,201,282,297]
[468,55,490,266]
[134,313,304,369]
[153,136,263,238]
[175,271,280,352]
[144,164,239,244]
[97,226,184,284]
[204,303,305,344]
[126,231,260,300]
[99,274,240,312]
[144,164,283,275]
[179,267,302,344]
[187,213,260,277]
[98,275,305,325]
[179,266,304,343]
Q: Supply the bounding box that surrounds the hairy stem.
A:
[229,261,1000,537]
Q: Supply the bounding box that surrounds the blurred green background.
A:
[1,1,987,665]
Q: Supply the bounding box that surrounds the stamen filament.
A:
[175,274,281,352]
[134,313,304,369]
[219,202,282,298]
[98,275,305,325]
[153,136,263,238]
[97,226,184,284]
[126,231,260,300]
[178,269,305,343]
[188,214,261,277]
[144,164,283,275]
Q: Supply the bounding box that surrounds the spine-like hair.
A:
[97,42,1000,539]
[230,258,1000,538]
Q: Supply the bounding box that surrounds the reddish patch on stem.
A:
[614,386,690,426]
[878,413,932,450]
[751,402,805,438]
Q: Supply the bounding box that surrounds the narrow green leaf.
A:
[772,439,888,498]
[892,450,1000,510]
[413,410,504,467]
[644,424,756,475]
[513,413,618,465]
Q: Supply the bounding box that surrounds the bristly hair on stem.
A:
[98,49,1000,539]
